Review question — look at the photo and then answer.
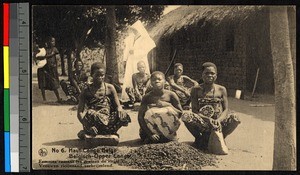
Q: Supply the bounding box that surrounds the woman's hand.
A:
[137,94,143,102]
[87,109,98,116]
[150,134,160,142]
[209,118,221,129]
[156,100,171,108]
[78,112,85,124]
[117,107,128,121]
[184,91,191,97]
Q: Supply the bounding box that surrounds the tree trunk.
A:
[105,6,119,85]
[287,6,296,91]
[74,26,92,63]
[67,50,74,81]
[60,50,67,76]
[75,49,81,62]
[270,6,296,170]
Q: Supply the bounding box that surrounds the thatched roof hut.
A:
[149,5,264,43]
[148,6,275,95]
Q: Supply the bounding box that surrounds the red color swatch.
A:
[3,3,10,46]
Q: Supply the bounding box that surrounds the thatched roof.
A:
[149,5,265,43]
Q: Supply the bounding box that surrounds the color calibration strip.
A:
[3,3,30,172]
[3,2,11,173]
[10,3,20,172]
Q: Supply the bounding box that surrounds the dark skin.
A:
[190,66,229,129]
[132,62,150,101]
[36,38,61,102]
[138,73,183,142]
[71,61,84,94]
[167,65,198,97]
[77,68,127,125]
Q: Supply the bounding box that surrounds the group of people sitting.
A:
[71,60,240,153]
[35,37,240,154]
[124,62,198,109]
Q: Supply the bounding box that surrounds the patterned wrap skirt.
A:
[172,87,191,106]
[82,108,131,136]
[182,110,241,139]
[125,86,145,103]
[140,106,181,141]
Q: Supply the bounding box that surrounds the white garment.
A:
[35,48,47,68]
[121,21,156,101]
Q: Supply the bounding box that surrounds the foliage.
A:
[33,5,165,84]
[33,5,166,50]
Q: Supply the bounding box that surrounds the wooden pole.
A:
[251,68,260,98]
[164,49,177,75]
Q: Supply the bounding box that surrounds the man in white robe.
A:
[121,20,156,102]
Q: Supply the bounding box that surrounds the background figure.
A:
[121,20,156,102]
[167,63,198,109]
[60,60,89,104]
[125,61,150,105]
[36,37,61,102]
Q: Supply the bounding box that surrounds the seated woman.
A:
[182,62,240,149]
[125,61,150,104]
[60,60,89,104]
[77,62,131,145]
[167,63,198,109]
[138,71,183,144]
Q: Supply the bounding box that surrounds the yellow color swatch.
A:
[4,46,9,88]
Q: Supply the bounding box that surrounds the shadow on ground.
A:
[44,139,91,149]
[118,139,143,147]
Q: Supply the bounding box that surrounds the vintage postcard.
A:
[31,5,296,171]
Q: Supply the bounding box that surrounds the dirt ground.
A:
[31,67,275,170]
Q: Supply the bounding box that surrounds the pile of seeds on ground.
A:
[114,141,217,170]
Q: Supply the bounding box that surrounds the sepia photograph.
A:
[31,5,296,171]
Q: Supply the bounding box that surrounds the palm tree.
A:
[270,6,296,170]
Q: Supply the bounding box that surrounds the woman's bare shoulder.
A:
[105,83,116,91]
[132,73,138,78]
[141,92,152,104]
[164,89,175,95]
[215,84,227,92]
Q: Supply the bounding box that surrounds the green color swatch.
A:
[4,89,10,131]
